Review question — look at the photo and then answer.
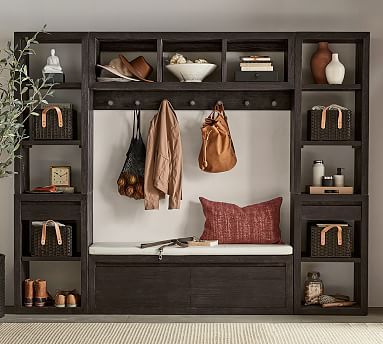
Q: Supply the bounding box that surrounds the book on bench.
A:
[187,240,218,247]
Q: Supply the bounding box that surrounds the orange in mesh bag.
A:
[117,109,146,199]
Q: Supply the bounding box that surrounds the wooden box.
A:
[307,186,354,195]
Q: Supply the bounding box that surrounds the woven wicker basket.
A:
[0,254,4,318]
[310,224,352,257]
[309,109,353,141]
[31,221,73,257]
[32,104,75,140]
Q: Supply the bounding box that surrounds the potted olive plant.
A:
[0,28,53,178]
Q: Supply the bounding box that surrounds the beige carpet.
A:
[0,322,383,344]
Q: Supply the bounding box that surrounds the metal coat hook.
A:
[271,100,278,107]
[217,100,223,106]
[244,100,250,107]
[134,100,141,107]
[189,100,196,106]
[107,100,114,106]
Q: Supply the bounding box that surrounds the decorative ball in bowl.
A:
[166,63,217,82]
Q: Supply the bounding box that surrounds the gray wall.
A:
[0,0,382,306]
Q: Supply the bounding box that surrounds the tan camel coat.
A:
[144,100,182,210]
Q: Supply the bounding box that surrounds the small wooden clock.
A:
[50,166,71,186]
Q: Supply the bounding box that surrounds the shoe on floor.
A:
[33,279,49,307]
[54,289,80,308]
[66,293,77,308]
[54,292,66,308]
[23,279,34,307]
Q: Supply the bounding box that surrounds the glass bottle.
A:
[304,271,324,305]
[313,160,325,186]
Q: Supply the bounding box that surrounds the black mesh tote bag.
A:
[117,109,146,199]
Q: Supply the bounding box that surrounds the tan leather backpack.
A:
[198,103,237,173]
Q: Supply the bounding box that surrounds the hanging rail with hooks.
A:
[94,91,289,110]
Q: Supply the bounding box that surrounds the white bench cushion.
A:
[89,242,293,256]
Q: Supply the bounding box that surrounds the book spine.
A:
[239,62,272,67]
[240,58,271,62]
[240,66,274,72]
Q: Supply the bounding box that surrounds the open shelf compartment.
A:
[226,37,292,83]
[92,35,158,83]
[299,261,364,315]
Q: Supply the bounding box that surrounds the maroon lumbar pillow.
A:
[199,196,282,244]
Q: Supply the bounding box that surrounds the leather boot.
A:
[33,279,48,307]
[23,279,34,307]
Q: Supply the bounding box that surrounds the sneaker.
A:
[54,289,80,308]
[66,293,77,308]
[54,292,66,308]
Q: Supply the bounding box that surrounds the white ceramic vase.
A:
[325,53,345,84]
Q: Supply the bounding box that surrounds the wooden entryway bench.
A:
[89,243,293,314]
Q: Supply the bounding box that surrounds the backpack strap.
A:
[201,129,213,169]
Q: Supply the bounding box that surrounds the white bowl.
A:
[166,63,217,82]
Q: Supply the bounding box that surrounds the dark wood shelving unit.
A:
[13,31,91,315]
[294,32,369,315]
[12,31,369,315]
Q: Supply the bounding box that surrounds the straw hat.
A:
[97,55,153,82]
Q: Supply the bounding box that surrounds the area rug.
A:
[0,322,383,344]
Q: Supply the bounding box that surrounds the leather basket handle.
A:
[41,106,63,128]
[321,106,343,130]
[321,107,328,129]
[41,220,63,246]
[320,224,344,246]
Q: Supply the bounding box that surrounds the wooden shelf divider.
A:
[21,256,81,262]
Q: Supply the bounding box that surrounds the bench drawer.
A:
[94,265,190,313]
[191,266,287,309]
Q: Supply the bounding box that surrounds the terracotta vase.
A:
[310,42,332,84]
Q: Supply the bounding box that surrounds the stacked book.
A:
[235,55,278,81]
[240,55,273,72]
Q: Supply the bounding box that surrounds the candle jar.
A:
[322,176,334,187]
[304,271,324,305]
